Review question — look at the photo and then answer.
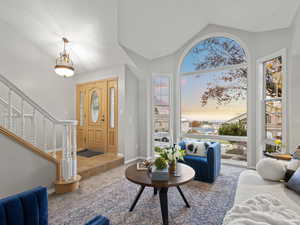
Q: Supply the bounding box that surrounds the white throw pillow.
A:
[185,141,207,157]
[256,158,287,181]
[193,142,207,157]
[185,141,196,154]
[287,159,300,171]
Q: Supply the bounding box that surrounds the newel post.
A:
[71,123,77,179]
[61,123,72,181]
[54,120,80,194]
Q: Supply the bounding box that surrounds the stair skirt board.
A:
[77,149,104,158]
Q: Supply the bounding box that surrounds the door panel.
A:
[76,86,87,150]
[107,80,118,153]
[86,81,107,152]
[77,129,85,149]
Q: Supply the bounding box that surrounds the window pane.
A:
[154,106,170,117]
[265,101,282,140]
[181,68,247,136]
[79,91,84,126]
[109,87,115,128]
[154,120,169,133]
[265,144,278,153]
[263,56,282,99]
[152,75,171,148]
[180,37,246,73]
[153,76,170,105]
[154,106,170,133]
[90,91,99,123]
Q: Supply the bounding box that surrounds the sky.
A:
[180,37,247,122]
[181,72,246,122]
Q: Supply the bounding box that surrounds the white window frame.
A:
[175,33,254,167]
[151,73,173,152]
[256,49,288,159]
[178,37,248,142]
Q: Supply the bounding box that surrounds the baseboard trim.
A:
[125,157,140,164]
[139,156,154,161]
[221,162,256,170]
[124,156,153,164]
[47,187,55,195]
[247,166,256,170]
[221,162,247,169]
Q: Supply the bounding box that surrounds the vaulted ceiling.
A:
[0,0,300,74]
[119,0,300,59]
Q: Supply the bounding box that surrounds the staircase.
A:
[0,74,80,194]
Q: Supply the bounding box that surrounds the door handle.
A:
[101,115,105,121]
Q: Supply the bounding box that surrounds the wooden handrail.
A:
[0,125,63,181]
[0,125,57,164]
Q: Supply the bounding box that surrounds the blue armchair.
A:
[179,141,221,183]
[0,186,109,225]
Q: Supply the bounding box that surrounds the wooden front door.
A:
[86,81,107,152]
[76,79,118,153]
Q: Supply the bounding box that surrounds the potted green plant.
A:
[154,157,168,170]
[155,145,185,174]
[151,157,169,181]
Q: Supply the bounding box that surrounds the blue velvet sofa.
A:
[0,186,109,225]
[179,141,221,183]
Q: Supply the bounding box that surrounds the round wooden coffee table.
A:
[125,163,195,225]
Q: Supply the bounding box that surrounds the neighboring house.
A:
[181,118,190,133]
[265,103,282,139]
[225,113,247,126]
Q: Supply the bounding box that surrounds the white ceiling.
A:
[0,0,131,74]
[0,0,300,74]
[119,0,300,59]
[291,7,300,55]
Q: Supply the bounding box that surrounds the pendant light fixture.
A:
[54,37,75,77]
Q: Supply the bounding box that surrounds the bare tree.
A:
[191,37,247,106]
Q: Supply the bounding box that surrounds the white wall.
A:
[290,55,300,150]
[124,67,139,162]
[0,133,56,198]
[0,20,75,120]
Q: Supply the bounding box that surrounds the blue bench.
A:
[0,186,109,225]
[179,141,221,183]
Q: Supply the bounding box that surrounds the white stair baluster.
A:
[7,89,12,130]
[31,109,36,145]
[52,123,56,158]
[3,112,6,128]
[43,117,47,151]
[0,111,3,127]
[62,124,67,180]
[71,124,77,179]
[0,111,4,127]
[20,100,25,138]
[67,124,72,179]
[13,113,17,134]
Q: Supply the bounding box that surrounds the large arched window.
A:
[180,36,248,165]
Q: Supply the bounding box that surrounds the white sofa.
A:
[234,169,300,213]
